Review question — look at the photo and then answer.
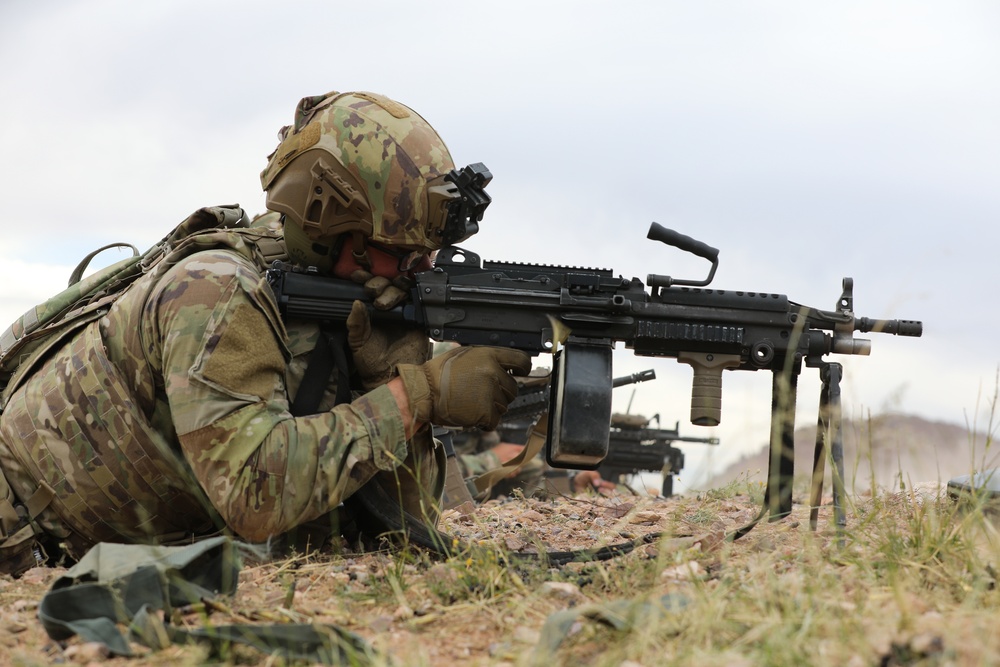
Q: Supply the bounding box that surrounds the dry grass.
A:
[4,480,1000,666]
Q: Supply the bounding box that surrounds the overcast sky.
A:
[2,1,998,489]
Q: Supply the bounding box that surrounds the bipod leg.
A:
[808,361,846,535]
[825,363,846,533]
[809,366,830,530]
[764,368,797,521]
[731,368,799,542]
[809,384,830,530]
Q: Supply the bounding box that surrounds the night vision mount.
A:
[438,162,493,246]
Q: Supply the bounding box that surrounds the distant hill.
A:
[700,413,997,494]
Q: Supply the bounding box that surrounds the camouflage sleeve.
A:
[458,449,502,478]
[146,249,411,542]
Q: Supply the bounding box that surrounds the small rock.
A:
[11,599,36,613]
[694,530,726,553]
[661,561,702,581]
[521,510,546,522]
[488,641,513,657]
[328,571,350,585]
[657,536,699,553]
[62,641,110,662]
[0,613,25,634]
[919,610,944,624]
[540,581,583,601]
[605,502,635,519]
[866,628,894,656]
[505,536,528,551]
[628,511,662,525]
[369,615,393,633]
[452,501,477,516]
[909,633,943,655]
[513,626,540,645]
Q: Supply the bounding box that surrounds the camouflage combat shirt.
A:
[0,225,426,559]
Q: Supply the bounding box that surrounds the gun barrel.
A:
[856,317,923,337]
[677,436,720,446]
[612,369,656,388]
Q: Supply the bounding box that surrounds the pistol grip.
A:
[677,352,741,427]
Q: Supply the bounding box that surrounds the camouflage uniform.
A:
[0,218,439,564]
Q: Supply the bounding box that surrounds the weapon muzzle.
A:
[611,369,656,388]
[856,318,923,337]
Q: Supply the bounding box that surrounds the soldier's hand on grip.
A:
[396,346,532,430]
[349,269,412,310]
[346,300,430,390]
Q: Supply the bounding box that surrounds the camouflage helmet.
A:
[261,90,484,272]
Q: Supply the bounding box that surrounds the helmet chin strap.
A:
[350,231,372,270]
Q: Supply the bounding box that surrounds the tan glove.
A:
[349,269,412,310]
[397,346,532,431]
[346,300,430,390]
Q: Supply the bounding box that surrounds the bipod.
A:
[729,360,847,541]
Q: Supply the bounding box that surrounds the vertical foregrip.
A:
[677,352,742,426]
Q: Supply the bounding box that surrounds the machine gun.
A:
[267,222,922,532]
[598,413,720,497]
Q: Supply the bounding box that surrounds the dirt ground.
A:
[0,485,858,666]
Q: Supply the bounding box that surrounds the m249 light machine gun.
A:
[268,216,922,536]
[599,413,720,498]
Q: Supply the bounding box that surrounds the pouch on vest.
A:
[0,470,54,576]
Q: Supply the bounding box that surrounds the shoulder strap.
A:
[289,328,352,416]
[468,412,550,497]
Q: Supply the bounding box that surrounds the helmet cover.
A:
[261,91,462,258]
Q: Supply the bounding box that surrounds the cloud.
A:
[1,0,998,479]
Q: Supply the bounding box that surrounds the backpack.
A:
[0,204,254,413]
